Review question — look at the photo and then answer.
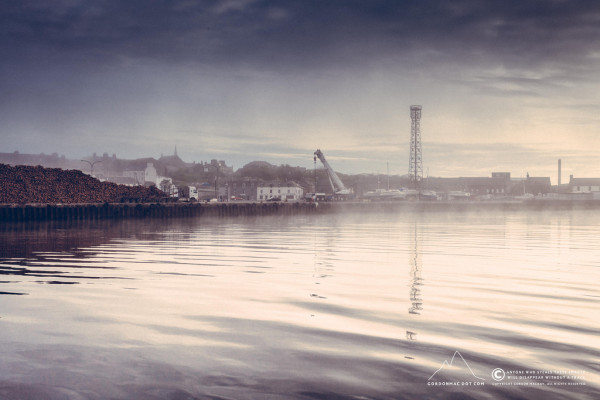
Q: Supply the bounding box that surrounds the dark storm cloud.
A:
[2,0,600,176]
[2,0,600,73]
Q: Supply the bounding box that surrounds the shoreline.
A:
[1,199,600,222]
[0,201,318,222]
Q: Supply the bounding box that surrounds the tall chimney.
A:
[558,159,561,186]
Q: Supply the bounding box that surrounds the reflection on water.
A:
[407,223,422,342]
[0,211,599,399]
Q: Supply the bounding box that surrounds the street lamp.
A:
[81,160,102,177]
[313,154,317,198]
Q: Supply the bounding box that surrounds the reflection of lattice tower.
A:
[408,105,423,188]
[408,223,423,316]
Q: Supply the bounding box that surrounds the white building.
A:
[257,182,304,201]
[144,163,158,184]
[144,162,172,191]
[570,178,600,193]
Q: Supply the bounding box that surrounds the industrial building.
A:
[422,172,551,198]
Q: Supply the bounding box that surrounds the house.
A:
[201,159,234,176]
[143,163,172,189]
[569,178,600,193]
[219,179,260,201]
[257,182,304,201]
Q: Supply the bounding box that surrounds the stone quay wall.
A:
[0,202,320,222]
[2,199,599,223]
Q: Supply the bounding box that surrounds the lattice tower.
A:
[408,105,423,188]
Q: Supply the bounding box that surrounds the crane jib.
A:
[314,149,352,195]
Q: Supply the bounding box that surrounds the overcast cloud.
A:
[2,0,600,180]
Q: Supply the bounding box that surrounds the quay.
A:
[0,201,320,222]
[1,199,600,223]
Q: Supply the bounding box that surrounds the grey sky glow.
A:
[2,0,600,181]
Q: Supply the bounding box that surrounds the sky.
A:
[1,0,600,182]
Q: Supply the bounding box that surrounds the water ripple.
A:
[0,212,598,399]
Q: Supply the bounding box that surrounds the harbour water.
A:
[0,209,598,399]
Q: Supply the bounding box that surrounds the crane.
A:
[314,149,352,196]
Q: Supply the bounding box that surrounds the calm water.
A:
[0,210,598,400]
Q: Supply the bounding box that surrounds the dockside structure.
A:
[0,202,319,222]
[4,198,600,223]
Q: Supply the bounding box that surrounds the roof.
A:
[158,154,186,168]
[570,178,600,186]
[258,181,302,188]
[459,177,510,187]
[527,177,551,185]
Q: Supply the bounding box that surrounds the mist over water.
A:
[0,210,598,399]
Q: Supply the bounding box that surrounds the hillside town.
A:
[1,149,599,203]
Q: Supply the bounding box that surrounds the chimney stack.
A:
[558,159,561,186]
